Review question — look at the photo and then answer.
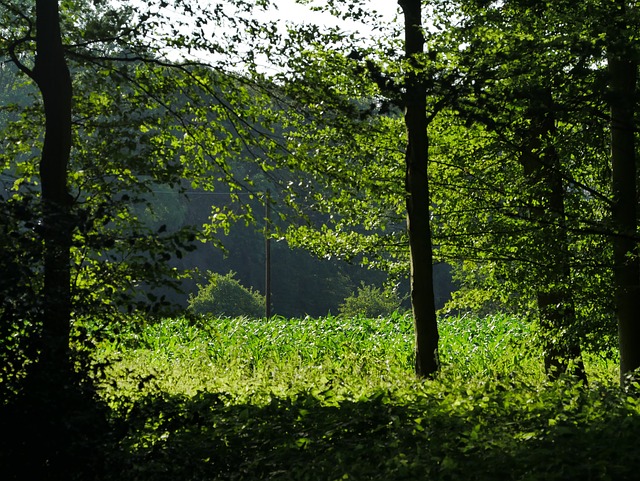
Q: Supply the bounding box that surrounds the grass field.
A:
[94,313,638,481]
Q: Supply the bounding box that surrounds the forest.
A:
[1,0,639,479]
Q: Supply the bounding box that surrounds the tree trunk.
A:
[399,0,439,377]
[33,0,74,374]
[520,90,586,382]
[608,43,640,384]
[19,1,75,477]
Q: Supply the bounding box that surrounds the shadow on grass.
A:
[0,375,112,481]
[103,386,640,481]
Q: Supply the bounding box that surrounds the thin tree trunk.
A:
[609,48,640,384]
[520,91,586,382]
[399,0,439,377]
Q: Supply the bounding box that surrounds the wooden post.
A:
[265,189,271,318]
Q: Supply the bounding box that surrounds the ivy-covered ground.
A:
[95,315,638,480]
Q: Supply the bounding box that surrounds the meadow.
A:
[94,314,640,480]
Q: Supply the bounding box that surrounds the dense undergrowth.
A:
[86,313,640,480]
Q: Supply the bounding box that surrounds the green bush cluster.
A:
[188,271,264,318]
[338,283,406,319]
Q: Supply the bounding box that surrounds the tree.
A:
[256,0,639,383]
[519,90,586,379]
[338,283,406,319]
[425,0,640,384]
[3,0,74,382]
[606,0,640,382]
[0,0,289,362]
[1,1,80,477]
[0,0,292,476]
[251,1,444,376]
[188,271,265,318]
[434,0,597,379]
[399,0,439,376]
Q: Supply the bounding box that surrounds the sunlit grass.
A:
[97,314,414,403]
[95,312,618,406]
[92,314,638,481]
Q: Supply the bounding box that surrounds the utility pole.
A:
[265,190,271,318]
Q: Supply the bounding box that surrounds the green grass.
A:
[93,313,637,481]
[99,313,418,402]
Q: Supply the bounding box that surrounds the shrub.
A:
[338,283,406,319]
[188,271,264,318]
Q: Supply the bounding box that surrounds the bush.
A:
[338,283,406,319]
[188,271,264,318]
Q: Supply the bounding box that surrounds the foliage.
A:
[0,0,287,403]
[260,0,629,366]
[0,3,297,476]
[0,194,41,404]
[103,381,640,481]
[426,0,618,358]
[272,45,410,276]
[0,0,638,474]
[76,314,631,481]
[188,271,265,319]
[338,282,406,319]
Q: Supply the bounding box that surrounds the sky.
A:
[150,0,402,68]
[267,0,401,34]
[245,1,401,74]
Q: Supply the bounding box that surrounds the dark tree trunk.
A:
[520,90,586,382]
[399,0,439,377]
[33,0,73,375]
[14,1,76,478]
[608,45,640,384]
